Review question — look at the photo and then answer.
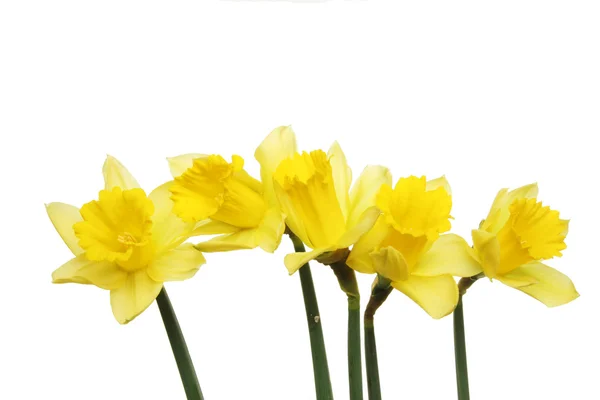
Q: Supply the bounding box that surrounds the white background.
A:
[1,1,599,399]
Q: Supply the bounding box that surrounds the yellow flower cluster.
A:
[47,126,578,323]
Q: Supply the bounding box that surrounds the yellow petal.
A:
[370,246,409,282]
[167,153,207,177]
[149,182,175,224]
[495,272,538,288]
[379,230,430,270]
[284,248,328,275]
[110,270,163,324]
[147,243,206,282]
[375,183,393,215]
[412,234,482,278]
[194,229,257,252]
[52,255,127,290]
[347,215,390,275]
[103,155,140,190]
[348,165,392,229]
[327,141,352,220]
[233,169,264,195]
[255,125,297,207]
[392,274,459,319]
[46,202,84,256]
[481,183,538,234]
[255,208,286,253]
[471,229,500,279]
[192,219,240,236]
[148,181,195,254]
[336,206,381,248]
[346,253,376,275]
[426,175,452,195]
[499,262,579,307]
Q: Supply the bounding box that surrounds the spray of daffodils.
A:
[47,126,578,400]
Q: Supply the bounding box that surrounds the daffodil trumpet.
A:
[328,259,363,400]
[288,231,334,400]
[364,276,393,400]
[46,156,206,399]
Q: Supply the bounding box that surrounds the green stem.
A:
[453,274,483,400]
[331,261,363,400]
[289,233,334,400]
[363,323,379,400]
[156,287,204,400]
[453,295,469,400]
[349,305,362,399]
[364,277,393,400]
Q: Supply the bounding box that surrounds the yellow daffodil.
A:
[445,183,578,306]
[47,156,205,324]
[347,176,480,319]
[167,126,296,253]
[269,133,392,274]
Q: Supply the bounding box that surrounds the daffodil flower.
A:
[47,156,205,324]
[446,183,579,306]
[347,176,480,319]
[167,126,298,253]
[269,133,392,274]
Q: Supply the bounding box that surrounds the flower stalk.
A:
[156,287,204,400]
[363,276,393,400]
[330,260,363,400]
[288,232,334,400]
[453,273,484,400]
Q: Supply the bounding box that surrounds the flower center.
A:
[117,232,144,246]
